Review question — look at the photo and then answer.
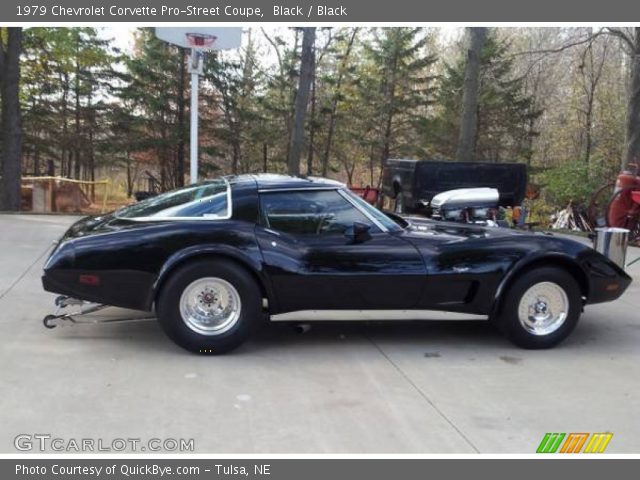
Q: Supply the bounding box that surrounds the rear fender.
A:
[150,244,276,311]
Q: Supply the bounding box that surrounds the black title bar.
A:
[4,459,640,480]
[1,0,640,22]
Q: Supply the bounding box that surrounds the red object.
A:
[349,186,380,205]
[632,190,640,205]
[607,170,640,227]
[614,171,638,190]
[79,274,100,286]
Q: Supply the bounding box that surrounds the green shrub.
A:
[537,160,609,206]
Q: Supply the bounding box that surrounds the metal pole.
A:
[190,48,200,184]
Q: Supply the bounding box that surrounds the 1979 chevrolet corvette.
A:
[42,174,632,353]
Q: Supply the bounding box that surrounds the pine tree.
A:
[115,28,186,189]
[360,28,438,184]
[21,27,118,186]
[433,31,542,163]
[201,31,264,175]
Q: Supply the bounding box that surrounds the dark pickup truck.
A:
[381,158,528,213]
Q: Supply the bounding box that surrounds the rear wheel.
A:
[157,260,262,354]
[494,267,582,349]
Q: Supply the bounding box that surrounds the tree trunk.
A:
[344,163,355,186]
[287,27,316,177]
[86,87,96,200]
[60,73,70,177]
[73,35,82,180]
[624,28,640,170]
[73,93,81,179]
[176,48,186,186]
[126,154,133,198]
[306,54,316,176]
[34,147,40,176]
[322,28,357,177]
[581,39,607,165]
[88,119,95,201]
[378,50,399,187]
[456,27,487,162]
[584,103,593,164]
[231,134,241,174]
[0,28,23,211]
[263,143,268,172]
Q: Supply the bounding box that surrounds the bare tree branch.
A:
[260,28,284,73]
[605,28,635,52]
[513,30,605,57]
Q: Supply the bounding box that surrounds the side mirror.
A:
[344,222,372,244]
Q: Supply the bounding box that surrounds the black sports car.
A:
[42,174,632,353]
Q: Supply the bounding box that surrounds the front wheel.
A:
[157,260,262,354]
[494,267,582,349]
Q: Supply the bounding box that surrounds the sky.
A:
[99,25,464,55]
[96,26,465,74]
[100,26,137,53]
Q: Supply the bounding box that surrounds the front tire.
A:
[157,260,262,354]
[495,267,582,349]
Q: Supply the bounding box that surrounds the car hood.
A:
[395,216,596,260]
[399,216,526,243]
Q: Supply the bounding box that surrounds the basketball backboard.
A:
[155,27,242,50]
[154,27,242,184]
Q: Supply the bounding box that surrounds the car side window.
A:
[260,190,379,236]
[115,180,229,219]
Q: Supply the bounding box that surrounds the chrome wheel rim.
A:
[517,281,569,336]
[179,277,241,336]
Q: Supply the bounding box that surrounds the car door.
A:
[255,188,426,313]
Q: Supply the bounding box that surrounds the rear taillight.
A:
[79,274,100,286]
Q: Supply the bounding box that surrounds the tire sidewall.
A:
[498,267,582,349]
[157,260,261,354]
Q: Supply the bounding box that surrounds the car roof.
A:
[228,173,345,191]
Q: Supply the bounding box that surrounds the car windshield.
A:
[341,189,404,232]
[115,179,230,219]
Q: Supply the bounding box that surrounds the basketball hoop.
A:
[186,33,217,49]
[155,27,241,51]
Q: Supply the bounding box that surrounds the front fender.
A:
[490,251,590,316]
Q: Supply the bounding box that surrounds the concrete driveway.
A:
[1,214,639,454]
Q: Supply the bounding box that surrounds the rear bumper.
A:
[42,269,155,311]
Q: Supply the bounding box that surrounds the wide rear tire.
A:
[157,260,262,354]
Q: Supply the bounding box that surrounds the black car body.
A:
[42,174,631,353]
[381,158,528,213]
